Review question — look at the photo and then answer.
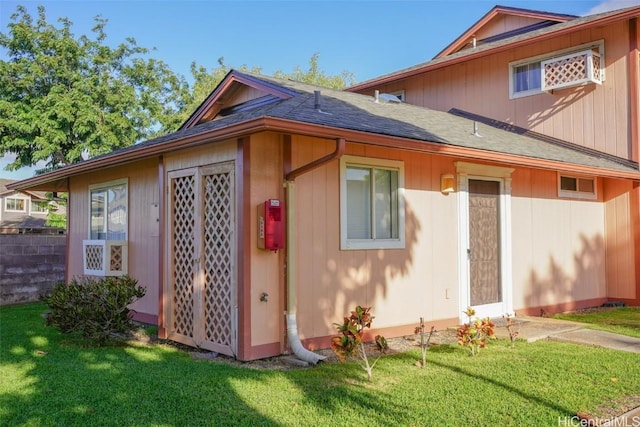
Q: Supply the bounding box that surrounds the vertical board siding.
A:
[68,158,160,318]
[604,179,636,299]
[373,21,631,160]
[248,133,285,347]
[292,139,609,341]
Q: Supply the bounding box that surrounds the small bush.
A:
[41,275,146,344]
[330,305,388,380]
[456,307,496,356]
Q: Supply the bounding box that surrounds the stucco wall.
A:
[0,233,66,305]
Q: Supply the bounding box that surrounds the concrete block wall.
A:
[0,234,66,305]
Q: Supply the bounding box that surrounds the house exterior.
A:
[8,5,640,362]
[347,4,640,315]
[0,178,56,231]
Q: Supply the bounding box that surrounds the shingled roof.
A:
[8,69,639,191]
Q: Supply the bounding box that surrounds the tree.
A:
[176,53,357,126]
[0,5,189,173]
[173,57,263,126]
[274,53,356,89]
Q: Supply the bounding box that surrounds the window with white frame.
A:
[340,156,405,250]
[509,40,605,99]
[5,197,26,212]
[558,174,596,199]
[89,179,128,240]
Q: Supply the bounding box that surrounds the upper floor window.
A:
[31,200,48,213]
[509,40,604,99]
[340,156,405,250]
[512,61,542,95]
[558,174,596,200]
[5,197,26,212]
[89,179,128,240]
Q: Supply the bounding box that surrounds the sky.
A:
[2,0,640,179]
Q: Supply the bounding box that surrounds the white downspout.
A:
[284,137,344,365]
[285,180,326,364]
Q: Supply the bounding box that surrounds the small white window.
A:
[512,61,542,96]
[558,174,596,200]
[5,197,26,212]
[340,156,405,250]
[88,179,128,240]
[388,90,405,102]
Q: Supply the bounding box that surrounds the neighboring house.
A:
[8,5,640,362]
[0,178,55,231]
[347,4,640,315]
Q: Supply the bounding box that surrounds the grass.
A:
[554,307,640,338]
[2,303,640,426]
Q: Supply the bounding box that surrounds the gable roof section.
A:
[348,5,640,92]
[8,70,640,192]
[0,178,47,199]
[435,5,576,58]
[179,71,299,129]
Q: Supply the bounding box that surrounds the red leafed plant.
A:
[330,305,388,380]
[456,307,496,356]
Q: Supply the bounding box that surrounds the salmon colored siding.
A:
[247,133,285,349]
[67,158,161,321]
[511,169,606,313]
[372,20,633,161]
[604,179,637,299]
[288,139,610,345]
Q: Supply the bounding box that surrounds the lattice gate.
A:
[166,163,236,356]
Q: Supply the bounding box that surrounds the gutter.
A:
[8,110,640,193]
[283,137,345,364]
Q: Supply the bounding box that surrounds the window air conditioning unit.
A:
[83,240,128,276]
[541,49,602,91]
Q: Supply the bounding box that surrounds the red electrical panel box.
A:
[258,199,284,251]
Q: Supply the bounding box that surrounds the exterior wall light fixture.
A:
[441,174,455,194]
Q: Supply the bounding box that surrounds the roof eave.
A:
[435,6,576,59]
[8,116,639,193]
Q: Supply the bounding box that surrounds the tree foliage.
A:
[177,53,355,126]
[0,5,188,172]
[0,6,357,174]
[273,52,356,89]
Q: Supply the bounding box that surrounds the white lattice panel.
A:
[171,174,196,338]
[542,49,602,91]
[203,172,234,347]
[85,244,104,271]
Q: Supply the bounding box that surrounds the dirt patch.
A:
[180,328,460,371]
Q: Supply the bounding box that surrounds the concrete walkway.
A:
[501,315,640,353]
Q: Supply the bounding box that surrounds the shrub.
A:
[41,275,146,344]
[330,305,388,380]
[456,307,496,356]
[414,317,435,367]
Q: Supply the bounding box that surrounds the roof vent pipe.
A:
[314,90,321,110]
[473,121,482,137]
[374,90,380,103]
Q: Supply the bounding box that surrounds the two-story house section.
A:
[349,5,640,310]
[0,178,51,230]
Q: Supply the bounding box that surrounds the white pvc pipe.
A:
[285,180,326,365]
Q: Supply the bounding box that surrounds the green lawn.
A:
[554,307,640,338]
[2,303,640,426]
